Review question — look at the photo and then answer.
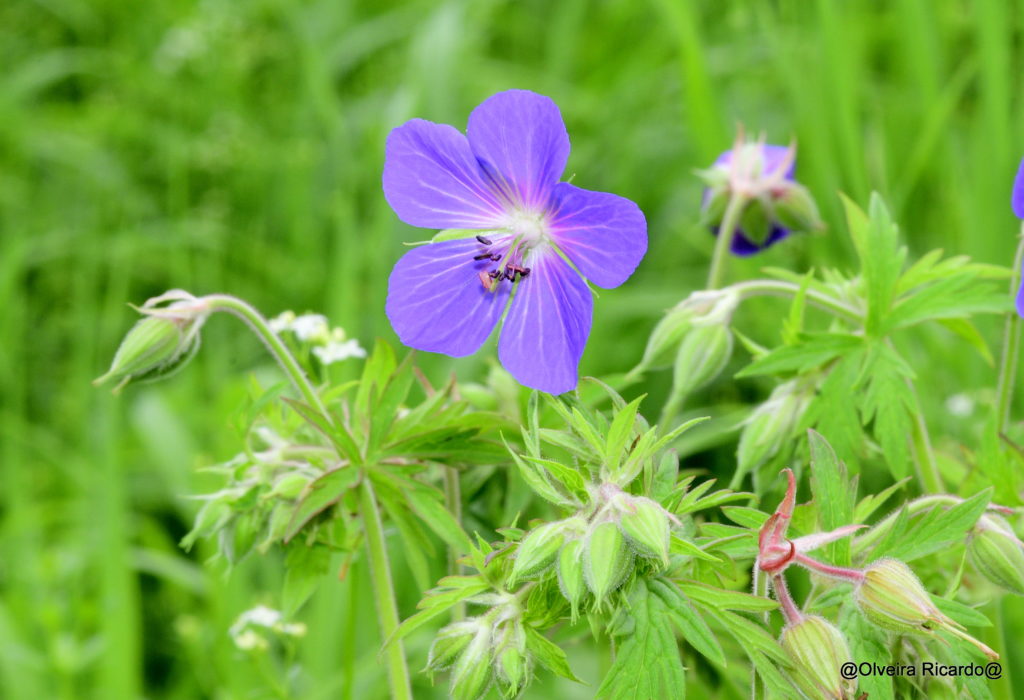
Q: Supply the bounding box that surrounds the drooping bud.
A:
[855,559,998,658]
[616,495,671,569]
[632,288,739,377]
[668,323,733,401]
[557,539,587,621]
[967,516,1024,596]
[583,520,633,607]
[780,615,856,700]
[736,379,812,480]
[94,291,208,393]
[509,517,584,586]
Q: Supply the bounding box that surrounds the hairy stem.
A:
[792,552,865,583]
[205,294,413,699]
[360,479,414,700]
[728,279,862,322]
[996,224,1024,434]
[706,193,747,289]
[771,574,804,626]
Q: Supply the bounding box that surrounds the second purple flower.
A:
[383,90,647,394]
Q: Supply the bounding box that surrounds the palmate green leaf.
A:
[375,471,474,555]
[282,397,362,461]
[808,429,856,565]
[842,193,905,336]
[853,477,910,522]
[355,338,397,419]
[648,578,726,667]
[881,272,1010,333]
[937,318,995,366]
[597,580,685,700]
[504,437,578,508]
[871,489,992,562]
[393,575,492,643]
[676,581,778,612]
[282,466,361,542]
[803,349,865,468]
[524,627,581,682]
[735,332,863,378]
[840,606,894,700]
[366,351,416,456]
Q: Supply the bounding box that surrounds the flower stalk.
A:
[706,191,747,289]
[995,222,1024,434]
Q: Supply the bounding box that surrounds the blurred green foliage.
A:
[5,0,1024,697]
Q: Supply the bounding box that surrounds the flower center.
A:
[506,209,549,247]
[471,234,532,291]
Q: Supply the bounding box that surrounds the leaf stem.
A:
[995,223,1024,434]
[706,192,747,289]
[792,552,865,583]
[360,478,414,700]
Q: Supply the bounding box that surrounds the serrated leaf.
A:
[676,581,778,612]
[871,489,991,562]
[736,332,863,378]
[842,193,905,335]
[283,466,361,542]
[649,578,726,667]
[524,626,581,682]
[808,429,855,565]
[604,395,644,470]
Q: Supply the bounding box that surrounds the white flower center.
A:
[506,209,549,247]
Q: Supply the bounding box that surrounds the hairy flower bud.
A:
[94,291,208,393]
[449,626,493,700]
[736,379,811,478]
[781,615,856,700]
[855,559,952,634]
[583,520,633,607]
[668,323,734,402]
[427,621,480,672]
[772,182,824,234]
[617,496,671,569]
[968,516,1024,596]
[632,289,739,377]
[494,623,528,697]
[509,517,584,586]
[557,538,587,621]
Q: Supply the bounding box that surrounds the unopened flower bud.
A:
[736,379,811,478]
[509,517,584,586]
[426,621,479,672]
[94,293,208,393]
[617,496,671,569]
[855,559,952,634]
[494,623,528,697]
[583,520,633,607]
[557,539,587,621]
[449,626,493,700]
[968,516,1024,596]
[633,306,693,373]
[780,615,856,700]
[668,322,734,402]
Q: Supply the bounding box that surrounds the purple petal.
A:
[466,90,569,211]
[1013,157,1024,219]
[386,238,510,356]
[498,251,592,394]
[714,144,795,180]
[547,183,647,289]
[383,119,507,229]
[726,225,792,256]
[1017,260,1024,319]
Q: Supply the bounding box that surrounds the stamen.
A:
[473,253,493,260]
[477,271,492,289]
[476,235,493,245]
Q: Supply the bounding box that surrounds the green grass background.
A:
[4,0,1024,697]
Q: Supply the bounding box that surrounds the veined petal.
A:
[386,238,510,356]
[498,251,592,394]
[466,90,569,211]
[383,119,507,229]
[1014,157,1024,219]
[547,183,647,289]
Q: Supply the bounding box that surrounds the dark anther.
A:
[488,269,502,279]
[476,235,493,245]
[490,253,502,261]
[473,253,493,260]
[520,267,531,277]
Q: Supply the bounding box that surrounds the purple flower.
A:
[382,90,647,394]
[704,144,796,256]
[1014,157,1024,317]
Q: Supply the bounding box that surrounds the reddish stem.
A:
[771,574,804,626]
[793,552,866,583]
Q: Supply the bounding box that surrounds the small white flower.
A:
[313,339,367,365]
[291,314,329,342]
[946,393,974,417]
[232,605,282,632]
[268,311,296,334]
[232,629,268,651]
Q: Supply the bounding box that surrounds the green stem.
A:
[443,466,465,619]
[728,279,862,322]
[360,479,414,700]
[906,377,943,493]
[204,295,328,418]
[706,193,747,289]
[995,224,1024,434]
[204,294,413,699]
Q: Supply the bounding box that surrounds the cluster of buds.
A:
[759,470,998,699]
[426,595,530,700]
[509,484,676,619]
[94,290,210,393]
[699,130,823,255]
